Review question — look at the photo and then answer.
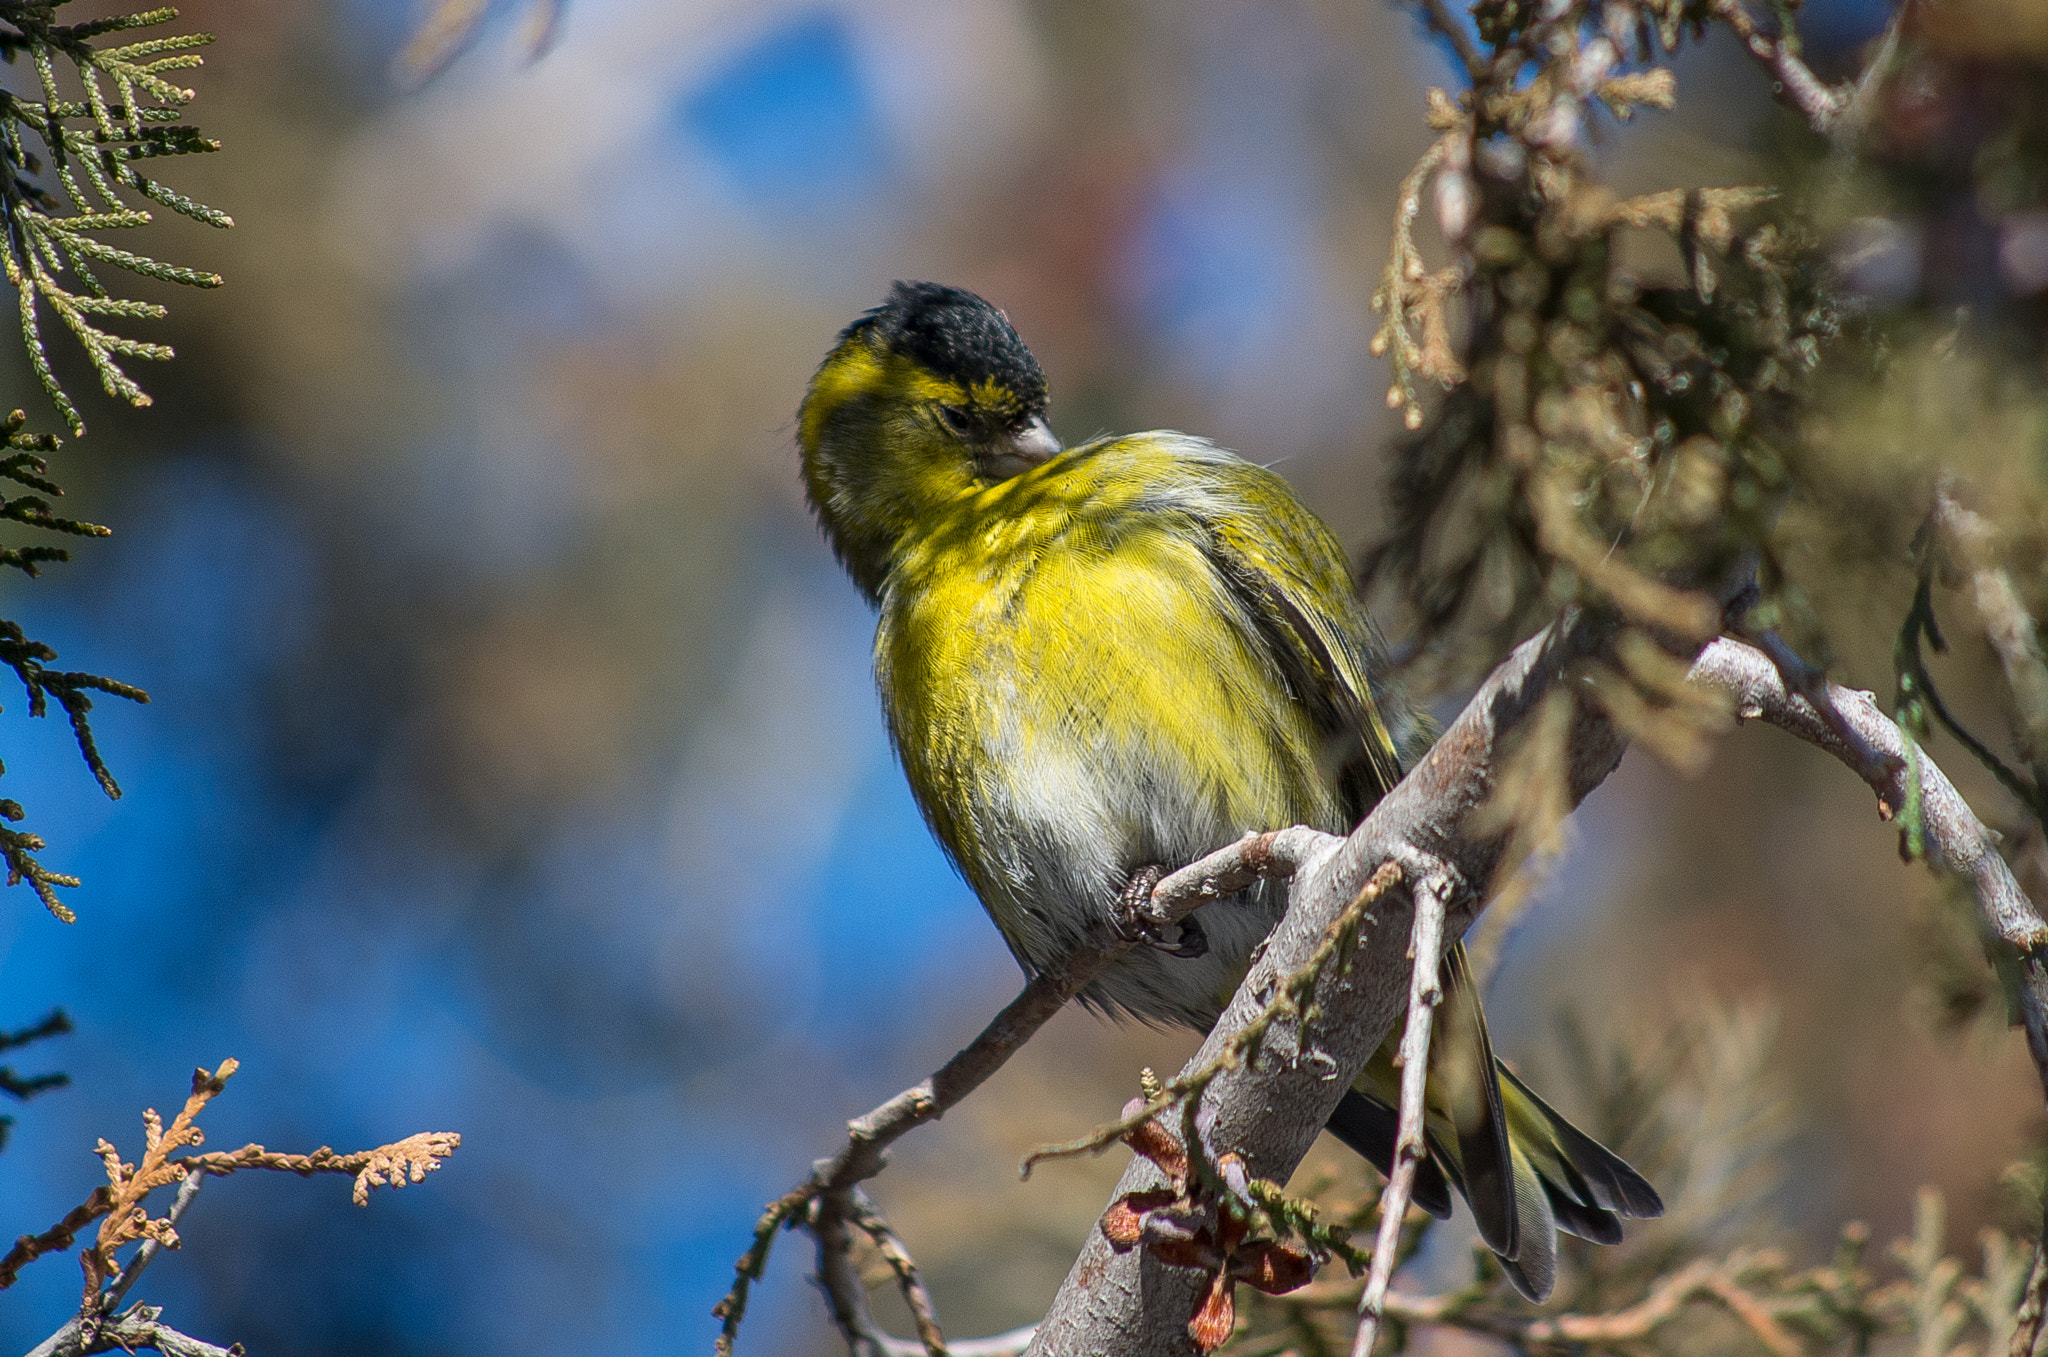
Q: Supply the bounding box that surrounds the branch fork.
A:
[726,599,2048,1357]
[714,831,1337,1357]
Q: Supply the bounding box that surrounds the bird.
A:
[796,279,1661,1300]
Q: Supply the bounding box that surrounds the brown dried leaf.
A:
[350,1131,461,1206]
[1150,1232,1221,1271]
[1101,1189,1179,1249]
[1189,1268,1238,1352]
[1598,69,1679,115]
[1123,1116,1190,1185]
[1233,1240,1317,1295]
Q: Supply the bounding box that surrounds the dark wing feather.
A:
[1436,943,1521,1259]
[1188,458,1524,1249]
[1187,461,1406,822]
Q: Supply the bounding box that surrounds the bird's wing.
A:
[1191,458,1405,813]
[1179,452,1660,1301]
[1183,455,1537,1278]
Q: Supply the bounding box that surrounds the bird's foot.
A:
[1115,865,1208,959]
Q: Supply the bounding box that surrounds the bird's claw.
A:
[1116,865,1209,959]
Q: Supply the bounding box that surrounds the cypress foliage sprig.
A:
[0,2,222,921]
[0,2,228,434]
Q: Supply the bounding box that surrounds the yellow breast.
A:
[874,437,1338,1016]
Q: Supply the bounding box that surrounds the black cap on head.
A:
[849,281,1048,421]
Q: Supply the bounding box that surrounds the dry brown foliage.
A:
[5,1057,460,1357]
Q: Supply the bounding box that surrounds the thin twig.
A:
[715,829,1324,1356]
[1690,638,2048,1107]
[808,1192,1036,1357]
[1707,0,1848,135]
[1933,482,2048,793]
[848,1188,947,1357]
[1139,828,1342,932]
[0,1188,112,1289]
[1705,1271,1805,1357]
[1024,860,1401,1174]
[97,1168,201,1314]
[1520,1259,1721,1343]
[814,1193,888,1357]
[1347,1256,1717,1340]
[1351,871,1449,1357]
[1347,1251,1799,1351]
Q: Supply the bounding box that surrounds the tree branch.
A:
[714,829,1327,1356]
[1030,625,2048,1354]
[1031,611,1638,1355]
[1688,637,2048,1085]
[25,1303,240,1357]
[1732,621,1902,790]
[1709,0,1912,143]
[1707,0,1849,135]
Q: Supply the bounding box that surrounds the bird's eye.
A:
[936,405,973,437]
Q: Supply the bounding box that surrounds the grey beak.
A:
[1009,415,1061,463]
[979,415,1062,479]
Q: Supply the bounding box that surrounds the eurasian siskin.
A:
[797,280,1661,1299]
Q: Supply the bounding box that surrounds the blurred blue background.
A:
[1,0,2041,1353]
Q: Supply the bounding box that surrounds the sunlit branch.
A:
[1350,872,1448,1357]
[1688,638,2048,1103]
[1707,0,1850,135]
[714,828,1322,1356]
[1033,623,2048,1354]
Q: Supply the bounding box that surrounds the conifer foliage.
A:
[0,2,228,921]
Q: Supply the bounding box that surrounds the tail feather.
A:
[1434,945,1519,1261]
[1541,1171,1626,1246]
[1497,1141,1558,1302]
[1334,941,1663,1304]
[1324,1090,1454,1219]
[1498,1064,1666,1222]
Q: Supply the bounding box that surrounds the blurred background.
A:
[0,0,2044,1352]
